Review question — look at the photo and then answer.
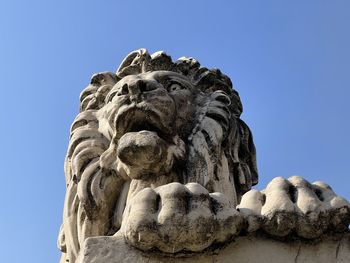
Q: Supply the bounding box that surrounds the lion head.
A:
[58,49,258,262]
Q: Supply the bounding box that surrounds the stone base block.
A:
[77,232,350,263]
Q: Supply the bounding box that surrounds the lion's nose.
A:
[123,79,157,96]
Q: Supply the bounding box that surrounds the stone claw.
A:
[121,182,243,253]
[238,176,350,239]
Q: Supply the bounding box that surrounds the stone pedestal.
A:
[77,233,350,263]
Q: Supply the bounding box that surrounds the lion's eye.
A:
[167,82,184,92]
[106,84,129,103]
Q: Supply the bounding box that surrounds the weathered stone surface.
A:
[59,49,258,262]
[121,182,243,253]
[76,233,350,263]
[59,49,350,263]
[238,176,350,238]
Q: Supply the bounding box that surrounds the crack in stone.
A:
[336,241,341,259]
[294,244,301,263]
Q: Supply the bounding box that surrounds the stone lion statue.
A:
[58,49,350,263]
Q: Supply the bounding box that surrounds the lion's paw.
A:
[121,182,243,253]
[238,176,350,239]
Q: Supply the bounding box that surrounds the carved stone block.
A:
[58,49,350,263]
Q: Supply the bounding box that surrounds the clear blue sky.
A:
[1,1,349,262]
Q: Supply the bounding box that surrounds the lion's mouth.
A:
[114,104,174,142]
[127,120,162,134]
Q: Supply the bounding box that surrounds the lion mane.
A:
[58,49,257,262]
